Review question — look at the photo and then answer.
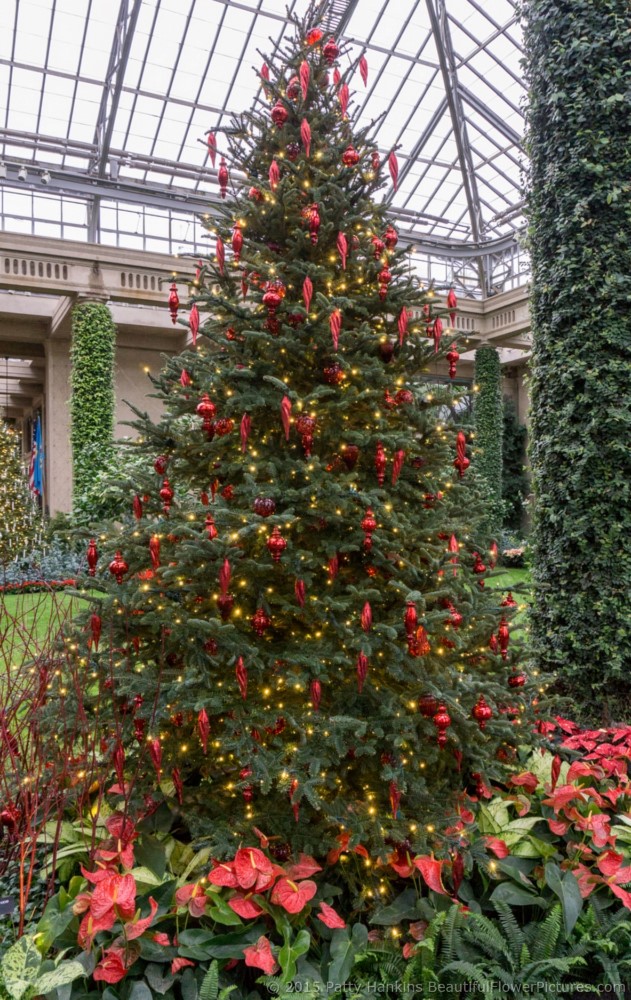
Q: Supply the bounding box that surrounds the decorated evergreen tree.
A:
[0,421,35,565]
[71,12,529,857]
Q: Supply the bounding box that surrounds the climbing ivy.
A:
[474,345,503,538]
[502,397,528,532]
[70,302,116,514]
[523,0,631,719]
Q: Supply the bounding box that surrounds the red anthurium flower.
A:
[125,897,158,940]
[93,946,131,984]
[234,847,276,891]
[387,846,415,878]
[284,853,322,880]
[508,772,539,794]
[243,936,277,975]
[317,901,345,929]
[171,958,195,974]
[409,920,428,941]
[175,882,208,917]
[575,851,631,908]
[327,832,370,865]
[152,932,171,946]
[80,864,113,885]
[270,877,317,913]
[574,811,612,848]
[228,893,265,919]
[402,942,417,959]
[484,837,509,858]
[208,860,239,887]
[90,873,137,922]
[414,856,448,896]
[548,818,571,835]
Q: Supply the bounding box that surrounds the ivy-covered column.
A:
[474,345,503,539]
[523,0,631,717]
[70,302,116,512]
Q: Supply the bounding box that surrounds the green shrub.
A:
[502,397,528,531]
[474,346,504,538]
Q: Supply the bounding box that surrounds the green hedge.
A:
[70,302,116,514]
[523,0,631,719]
[474,345,503,538]
[502,397,528,532]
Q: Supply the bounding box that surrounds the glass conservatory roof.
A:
[0,0,526,289]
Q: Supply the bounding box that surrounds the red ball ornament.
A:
[217,593,234,619]
[168,282,179,324]
[433,703,452,748]
[323,362,344,385]
[287,76,300,99]
[472,552,487,575]
[418,693,438,718]
[306,27,323,44]
[371,150,380,172]
[472,695,493,731]
[309,205,320,244]
[446,344,460,379]
[154,455,168,475]
[286,141,300,161]
[395,388,414,405]
[108,551,128,584]
[341,444,359,470]
[218,157,229,199]
[267,525,287,562]
[323,38,340,63]
[375,441,386,485]
[271,100,288,128]
[248,186,263,201]
[501,592,518,608]
[379,339,394,362]
[383,224,398,249]
[159,478,174,514]
[251,607,271,636]
[253,497,276,517]
[295,414,316,457]
[196,393,216,433]
[214,417,234,437]
[498,617,510,660]
[262,285,282,314]
[445,602,463,630]
[342,144,360,167]
[86,538,98,576]
[508,671,527,688]
[371,236,385,259]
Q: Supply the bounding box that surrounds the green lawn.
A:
[0,590,90,667]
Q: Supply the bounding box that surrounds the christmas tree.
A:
[72,11,527,857]
[0,420,35,565]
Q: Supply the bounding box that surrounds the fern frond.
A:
[529,905,562,963]
[493,901,525,958]
[200,961,219,1000]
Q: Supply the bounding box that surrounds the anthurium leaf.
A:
[544,863,583,936]
[328,923,368,984]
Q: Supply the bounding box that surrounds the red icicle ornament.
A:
[189,303,200,345]
[215,236,225,276]
[453,431,470,478]
[498,617,510,660]
[236,657,248,700]
[289,778,299,822]
[133,494,143,520]
[330,309,342,350]
[489,540,499,569]
[179,369,191,389]
[149,738,162,774]
[219,558,231,595]
[269,159,280,189]
[433,316,443,354]
[301,118,311,157]
[232,224,243,263]
[449,534,459,576]
[446,343,460,379]
[404,601,417,636]
[149,534,160,569]
[89,613,101,650]
[389,781,401,819]
[87,538,98,576]
[328,554,339,579]
[359,54,368,85]
[300,59,310,100]
[310,679,322,711]
[375,441,386,485]
[361,601,372,632]
[172,767,183,805]
[338,82,349,117]
[206,131,216,167]
[392,449,405,486]
[333,67,341,87]
[112,742,125,784]
[168,282,179,324]
[337,231,348,270]
[240,412,251,453]
[205,514,217,540]
[280,395,292,441]
[218,157,229,199]
[267,526,287,562]
[295,578,306,607]
[198,709,210,753]
[398,306,409,347]
[388,150,399,190]
[356,652,369,693]
[303,276,313,312]
[109,551,128,584]
[447,287,458,326]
